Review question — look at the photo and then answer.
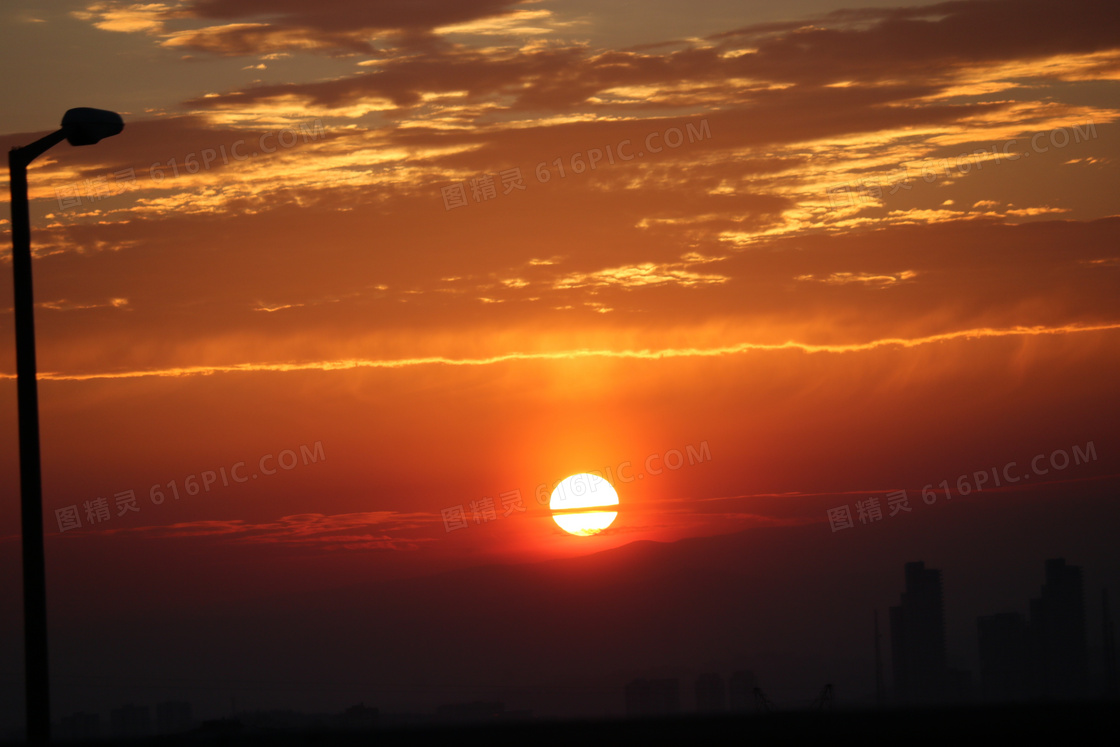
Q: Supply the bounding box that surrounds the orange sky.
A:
[1,1,1119,720]
[2,0,1119,560]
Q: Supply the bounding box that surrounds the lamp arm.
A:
[10,128,68,169]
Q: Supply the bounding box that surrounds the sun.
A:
[549,473,619,536]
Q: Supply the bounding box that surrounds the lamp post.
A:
[9,107,123,745]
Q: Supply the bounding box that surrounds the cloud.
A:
[10,320,1120,383]
[552,262,729,290]
[796,271,918,286]
[161,21,376,55]
[97,510,441,550]
[39,297,131,312]
[710,0,1120,86]
[173,0,1120,115]
[72,2,175,33]
[186,0,525,34]
[75,0,532,55]
[11,0,1118,395]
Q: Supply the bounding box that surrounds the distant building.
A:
[1104,590,1118,697]
[155,701,193,734]
[727,670,757,712]
[890,561,947,703]
[337,702,378,730]
[58,711,100,740]
[435,701,504,723]
[1030,558,1088,698]
[977,612,1032,701]
[624,678,680,717]
[695,673,725,713]
[110,704,151,738]
[975,558,1092,702]
[236,709,303,731]
[945,666,973,702]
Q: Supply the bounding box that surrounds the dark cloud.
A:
[180,0,1120,113]
[188,0,526,33]
[709,0,1120,85]
[166,0,528,54]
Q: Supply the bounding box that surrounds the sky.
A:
[1,0,1119,730]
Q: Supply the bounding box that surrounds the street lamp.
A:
[8,107,123,745]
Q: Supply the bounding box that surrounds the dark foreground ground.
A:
[11,701,1119,746]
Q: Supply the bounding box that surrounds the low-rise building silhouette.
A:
[434,701,530,724]
[624,677,680,717]
[58,711,100,740]
[978,612,1032,701]
[337,702,378,730]
[110,703,151,738]
[155,701,193,734]
[728,670,757,712]
[694,672,725,713]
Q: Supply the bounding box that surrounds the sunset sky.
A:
[1,0,1119,727]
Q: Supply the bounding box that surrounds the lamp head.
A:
[61,107,124,146]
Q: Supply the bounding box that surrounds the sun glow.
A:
[549,473,619,536]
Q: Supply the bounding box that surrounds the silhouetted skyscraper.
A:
[890,561,947,703]
[1030,558,1088,698]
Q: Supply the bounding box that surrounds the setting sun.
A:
[549,474,620,536]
